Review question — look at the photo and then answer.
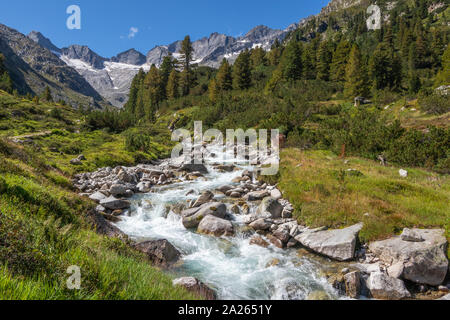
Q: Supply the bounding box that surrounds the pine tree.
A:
[344,45,369,98]
[216,59,233,91]
[166,69,179,99]
[232,49,252,90]
[280,41,302,81]
[316,41,332,81]
[330,40,351,82]
[42,86,53,102]
[179,35,194,96]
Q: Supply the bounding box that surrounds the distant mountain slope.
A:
[146,25,292,68]
[0,24,105,108]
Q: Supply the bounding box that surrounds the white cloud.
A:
[128,27,139,39]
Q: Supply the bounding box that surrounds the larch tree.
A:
[166,69,179,99]
[179,35,194,96]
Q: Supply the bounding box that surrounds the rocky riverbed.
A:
[73,145,449,300]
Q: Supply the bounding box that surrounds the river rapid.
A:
[114,144,341,300]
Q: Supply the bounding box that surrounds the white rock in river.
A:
[182,202,227,229]
[369,228,448,286]
[256,197,283,218]
[295,223,363,261]
[99,196,131,210]
[197,215,234,237]
[89,191,107,203]
[270,188,282,200]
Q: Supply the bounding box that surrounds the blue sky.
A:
[0,0,329,58]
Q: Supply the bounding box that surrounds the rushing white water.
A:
[115,145,340,300]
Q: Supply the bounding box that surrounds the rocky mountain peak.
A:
[27,31,61,54]
[60,45,106,69]
[110,49,146,66]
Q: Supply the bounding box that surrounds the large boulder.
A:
[244,190,269,201]
[192,190,214,208]
[366,272,411,300]
[368,228,448,286]
[249,218,272,231]
[181,207,201,218]
[216,185,234,194]
[197,215,234,237]
[182,202,227,229]
[180,163,208,174]
[89,191,107,203]
[173,277,217,300]
[295,223,363,261]
[99,196,131,210]
[109,184,128,196]
[134,239,180,267]
[270,188,282,200]
[256,197,283,218]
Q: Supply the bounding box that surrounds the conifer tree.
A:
[250,47,267,68]
[264,67,283,95]
[125,68,145,114]
[267,39,283,66]
[280,41,302,81]
[316,41,332,81]
[344,45,369,98]
[166,69,179,99]
[232,49,252,90]
[160,55,175,97]
[216,59,233,91]
[302,43,316,80]
[330,40,351,82]
[42,86,53,102]
[179,35,194,95]
[434,45,450,87]
[208,78,219,103]
[408,45,421,94]
[369,43,402,90]
[144,65,163,109]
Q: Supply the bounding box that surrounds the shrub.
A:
[419,93,450,115]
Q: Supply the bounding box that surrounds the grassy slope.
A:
[0,91,197,300]
[272,148,449,256]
